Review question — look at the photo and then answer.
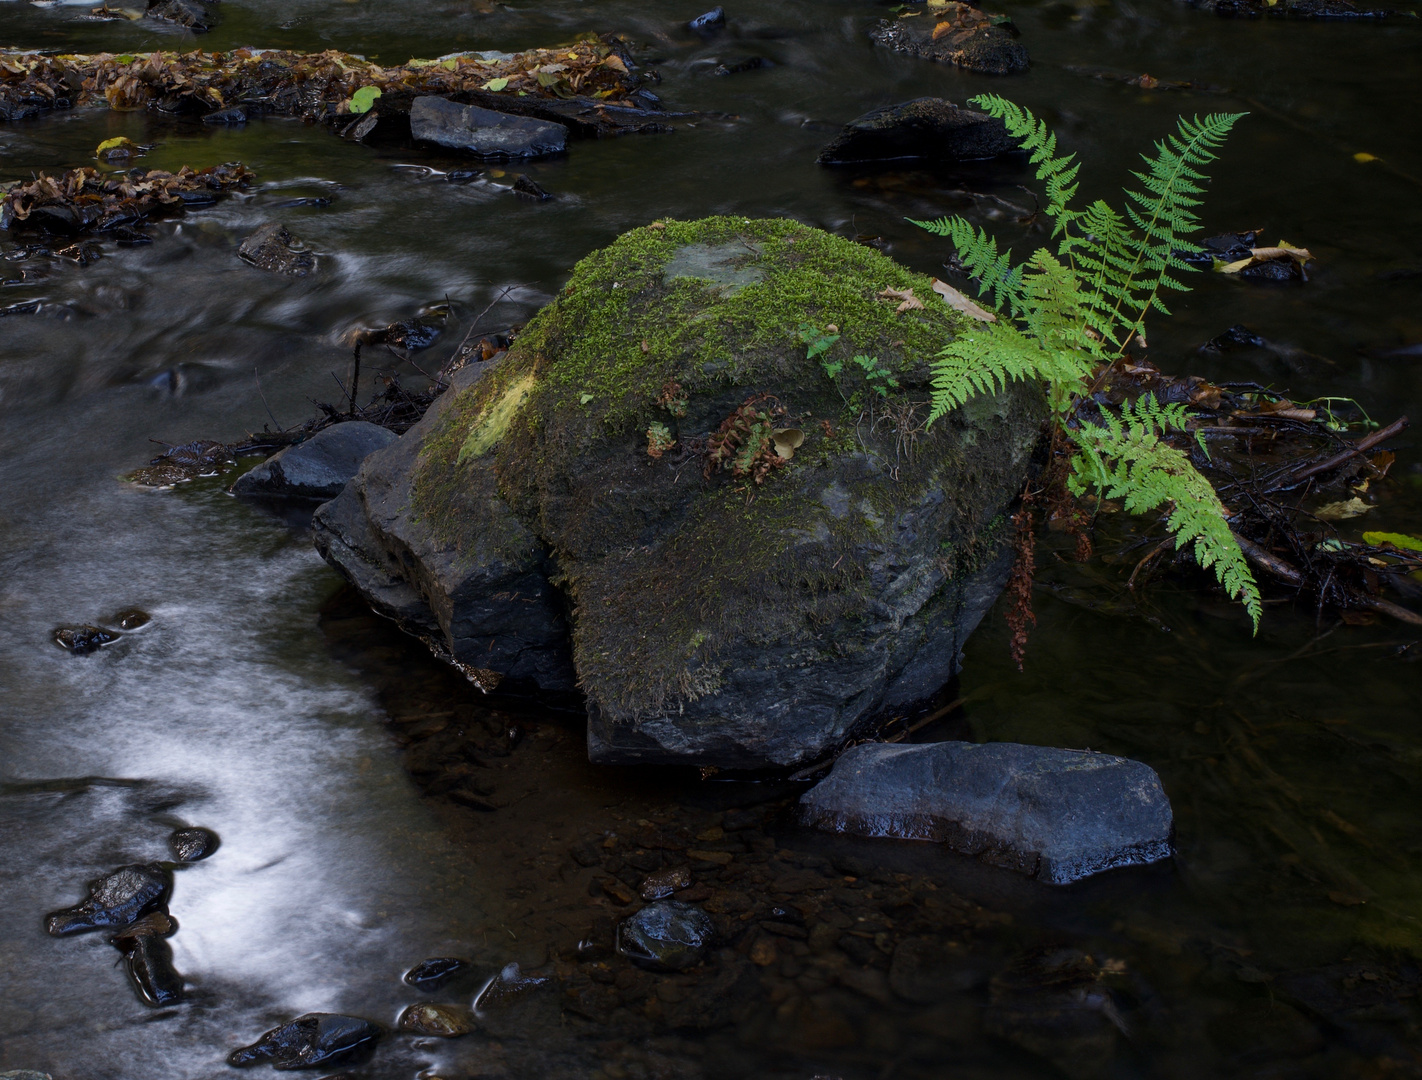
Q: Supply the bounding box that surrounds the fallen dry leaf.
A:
[930,277,997,323]
[878,286,924,314]
[1315,497,1372,521]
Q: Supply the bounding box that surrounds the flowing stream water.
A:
[1,1,1420,1078]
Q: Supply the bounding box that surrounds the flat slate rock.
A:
[818,97,1018,165]
[232,422,397,500]
[409,96,568,158]
[800,741,1173,884]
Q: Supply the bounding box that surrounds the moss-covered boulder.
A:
[315,217,1042,768]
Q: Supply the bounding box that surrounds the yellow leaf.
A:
[930,277,997,322]
[602,54,628,74]
[95,136,137,159]
[482,76,509,91]
[1253,242,1312,263]
[1316,497,1372,521]
[1354,152,1379,163]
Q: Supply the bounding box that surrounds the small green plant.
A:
[911,94,1262,630]
[800,323,900,412]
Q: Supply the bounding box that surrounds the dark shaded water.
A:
[1,1,1420,1077]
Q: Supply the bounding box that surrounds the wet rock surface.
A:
[818,98,1018,166]
[617,901,715,971]
[314,218,1041,767]
[799,741,1174,883]
[473,961,550,1011]
[113,608,151,631]
[870,5,1029,75]
[51,625,118,654]
[168,826,219,862]
[110,912,183,1006]
[409,97,568,159]
[238,222,316,277]
[145,0,219,31]
[396,1002,475,1037]
[44,862,172,935]
[232,422,397,501]
[227,1014,381,1069]
[313,365,578,691]
[404,956,470,991]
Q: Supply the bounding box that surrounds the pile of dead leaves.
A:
[0,39,649,129]
[1,162,253,235]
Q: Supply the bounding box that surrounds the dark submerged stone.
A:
[231,422,397,501]
[227,1014,380,1069]
[817,98,1018,166]
[617,901,715,971]
[689,7,726,32]
[238,223,316,277]
[114,608,151,630]
[870,5,1029,76]
[409,97,568,159]
[799,741,1173,884]
[51,625,118,654]
[145,0,219,31]
[168,825,219,862]
[45,862,173,936]
[404,956,471,991]
[512,174,552,201]
[111,912,183,1006]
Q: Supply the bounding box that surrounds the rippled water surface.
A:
[2,0,1420,1077]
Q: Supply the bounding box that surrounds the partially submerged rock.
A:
[404,956,471,991]
[52,625,118,654]
[314,217,1041,768]
[227,1014,380,1069]
[870,5,1029,76]
[410,97,568,159]
[817,98,1018,166]
[799,741,1173,884]
[110,912,183,1007]
[238,223,316,277]
[617,901,715,971]
[231,422,397,500]
[45,863,173,935]
[396,1003,475,1037]
[472,962,549,1011]
[168,825,219,862]
[145,0,219,31]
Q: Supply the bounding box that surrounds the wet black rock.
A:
[312,365,579,691]
[238,223,316,276]
[45,863,173,936]
[114,608,151,630]
[709,55,772,76]
[817,98,1018,166]
[870,6,1029,75]
[617,901,715,971]
[689,6,726,31]
[146,0,219,30]
[396,1002,475,1037]
[52,625,118,655]
[203,105,248,125]
[1203,324,1267,352]
[409,97,568,159]
[169,825,219,862]
[111,911,183,1006]
[232,422,397,501]
[404,956,471,991]
[799,741,1173,884]
[513,174,552,201]
[228,1014,381,1069]
[473,962,549,1011]
[1185,0,1391,15]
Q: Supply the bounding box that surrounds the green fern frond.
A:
[967,94,1080,229]
[925,321,1053,423]
[1105,111,1246,343]
[906,215,1026,318]
[1068,396,1261,631]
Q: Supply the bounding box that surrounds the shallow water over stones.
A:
[2,0,1421,1078]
